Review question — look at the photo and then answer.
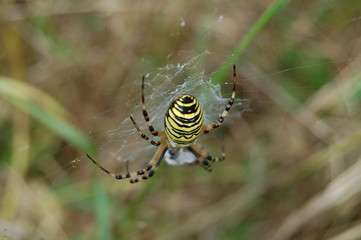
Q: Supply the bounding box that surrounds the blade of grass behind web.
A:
[212,0,292,84]
[94,182,113,240]
[0,77,94,154]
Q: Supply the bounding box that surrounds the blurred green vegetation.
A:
[1,0,361,240]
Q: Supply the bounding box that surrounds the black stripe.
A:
[169,124,202,136]
[165,120,202,136]
[165,119,202,134]
[170,108,202,124]
[180,95,194,103]
[173,102,198,114]
[168,109,202,126]
[168,116,202,130]
[148,170,155,177]
[165,128,201,141]
[142,110,148,117]
[171,139,195,144]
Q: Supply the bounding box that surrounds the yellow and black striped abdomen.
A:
[164,94,204,148]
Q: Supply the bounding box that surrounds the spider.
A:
[86,64,237,183]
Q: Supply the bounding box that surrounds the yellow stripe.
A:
[167,115,202,132]
[173,100,198,113]
[168,109,202,127]
[171,104,201,120]
[165,124,180,138]
[165,115,202,137]
[176,100,196,107]
[165,126,199,142]
[167,116,189,132]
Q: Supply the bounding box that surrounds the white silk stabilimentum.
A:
[164,148,197,166]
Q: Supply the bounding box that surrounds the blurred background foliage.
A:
[1,0,361,239]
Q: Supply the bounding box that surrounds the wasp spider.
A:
[86,65,236,183]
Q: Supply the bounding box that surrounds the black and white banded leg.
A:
[141,75,165,137]
[86,145,168,184]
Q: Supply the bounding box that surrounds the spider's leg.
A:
[130,115,163,146]
[129,144,168,183]
[202,64,236,134]
[186,145,214,172]
[141,75,165,136]
[86,144,167,182]
[187,143,226,172]
[209,134,226,163]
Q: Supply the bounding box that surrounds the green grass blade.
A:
[0,77,94,153]
[212,0,292,84]
[94,182,113,240]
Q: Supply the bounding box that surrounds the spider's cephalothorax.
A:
[87,65,237,183]
[165,94,204,148]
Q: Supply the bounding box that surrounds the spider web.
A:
[88,51,245,167]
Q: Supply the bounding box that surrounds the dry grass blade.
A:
[0,169,67,239]
[270,157,361,240]
[241,62,334,142]
[158,179,265,240]
[326,222,361,240]
[274,127,361,187]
